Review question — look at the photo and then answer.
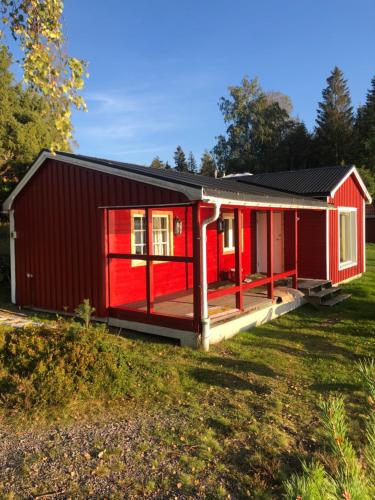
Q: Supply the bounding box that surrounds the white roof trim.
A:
[202,195,329,210]
[2,151,203,211]
[330,166,372,204]
[3,151,330,212]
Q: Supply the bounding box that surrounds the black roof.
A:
[223,165,354,197]
[50,151,327,208]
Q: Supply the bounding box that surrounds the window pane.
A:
[135,231,142,245]
[134,217,141,230]
[152,216,170,255]
[224,219,230,248]
[153,217,161,229]
[340,211,356,264]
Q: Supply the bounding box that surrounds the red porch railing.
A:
[104,202,202,333]
[104,203,299,334]
[207,208,299,308]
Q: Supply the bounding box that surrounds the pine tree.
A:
[315,66,354,165]
[187,151,197,173]
[355,76,375,172]
[150,156,165,169]
[200,151,217,177]
[173,146,189,172]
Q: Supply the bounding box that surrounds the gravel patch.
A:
[0,413,185,499]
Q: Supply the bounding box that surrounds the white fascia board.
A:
[2,151,203,211]
[202,195,329,210]
[363,199,366,272]
[330,166,372,204]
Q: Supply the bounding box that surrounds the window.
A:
[133,214,146,255]
[131,211,173,264]
[222,213,244,253]
[339,208,357,269]
[223,214,235,252]
[153,215,170,256]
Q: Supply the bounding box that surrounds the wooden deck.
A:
[113,280,297,324]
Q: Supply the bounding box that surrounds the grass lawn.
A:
[0,245,374,498]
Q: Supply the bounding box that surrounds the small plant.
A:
[75,299,95,330]
[284,359,375,499]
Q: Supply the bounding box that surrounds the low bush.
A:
[0,318,131,410]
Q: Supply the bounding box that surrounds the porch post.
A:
[102,208,110,313]
[292,209,298,289]
[192,203,202,333]
[267,210,274,299]
[145,208,154,314]
[234,208,243,310]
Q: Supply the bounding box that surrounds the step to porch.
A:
[297,279,332,296]
[297,279,351,307]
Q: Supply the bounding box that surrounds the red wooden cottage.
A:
[2,151,372,349]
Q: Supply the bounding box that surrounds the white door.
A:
[257,212,284,274]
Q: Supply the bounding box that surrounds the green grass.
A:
[0,245,374,498]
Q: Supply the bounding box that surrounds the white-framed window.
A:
[131,211,173,265]
[222,212,244,253]
[223,214,235,252]
[338,207,357,270]
[152,214,170,256]
[133,214,147,255]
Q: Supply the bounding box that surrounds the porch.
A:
[103,200,302,348]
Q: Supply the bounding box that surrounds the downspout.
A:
[201,201,221,351]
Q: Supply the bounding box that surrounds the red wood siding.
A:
[297,209,327,280]
[13,159,187,317]
[203,207,252,284]
[329,174,365,284]
[107,207,193,307]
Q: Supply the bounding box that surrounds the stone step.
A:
[320,293,352,307]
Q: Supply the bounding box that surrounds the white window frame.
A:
[152,214,171,256]
[132,213,147,256]
[130,210,173,266]
[222,212,244,254]
[338,207,357,271]
[222,213,235,253]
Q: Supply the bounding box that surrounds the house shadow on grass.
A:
[203,356,277,378]
[310,381,361,394]
[190,368,271,394]
[246,328,362,362]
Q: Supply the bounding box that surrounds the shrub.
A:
[0,318,131,410]
[283,359,375,499]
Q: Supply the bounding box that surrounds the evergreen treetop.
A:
[174,146,189,172]
[315,66,354,165]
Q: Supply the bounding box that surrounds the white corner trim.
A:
[9,210,16,304]
[2,151,203,211]
[326,209,330,280]
[363,199,366,272]
[330,166,372,204]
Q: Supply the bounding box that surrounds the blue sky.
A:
[64,0,375,166]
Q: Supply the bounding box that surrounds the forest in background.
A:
[151,68,375,198]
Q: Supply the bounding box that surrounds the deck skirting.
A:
[209,289,305,345]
